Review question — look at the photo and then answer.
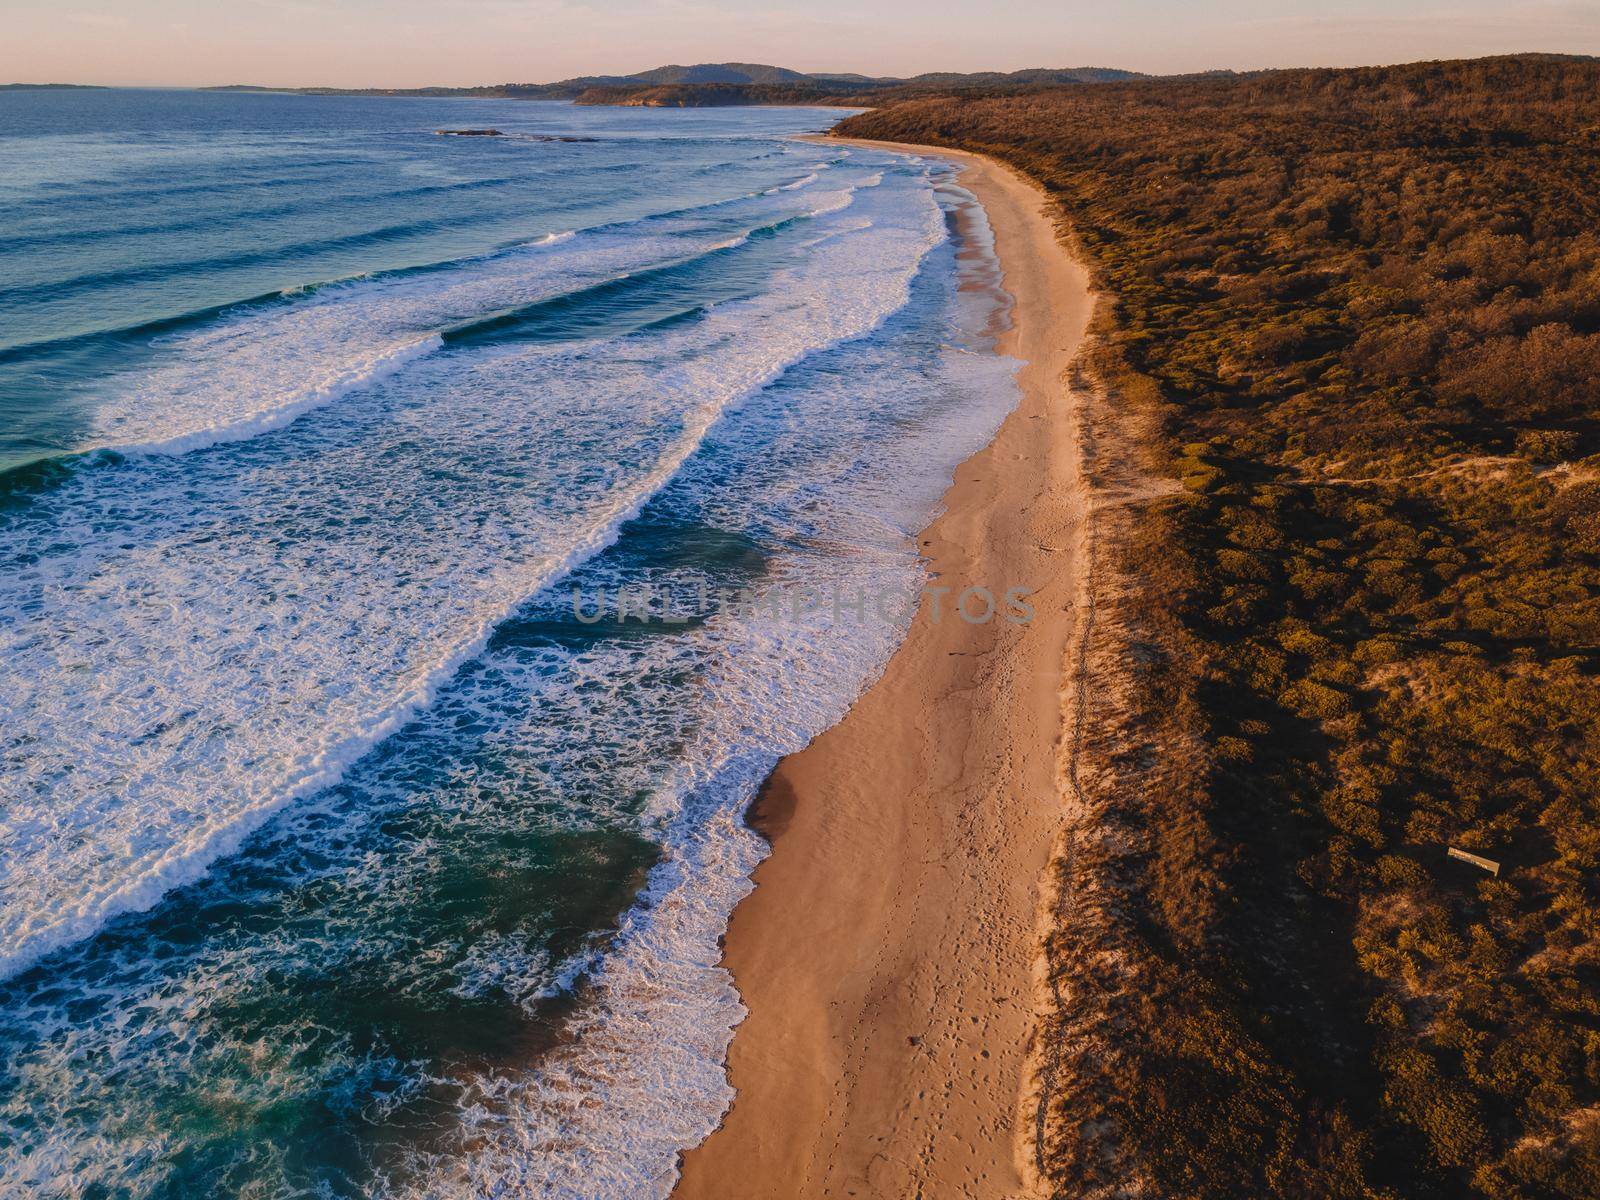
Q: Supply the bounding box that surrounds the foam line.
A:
[0,174,944,982]
[100,334,444,458]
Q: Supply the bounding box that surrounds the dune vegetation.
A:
[840,55,1600,1199]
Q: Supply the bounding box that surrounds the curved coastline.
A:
[675,138,1095,1199]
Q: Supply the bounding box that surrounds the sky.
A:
[2,0,1598,87]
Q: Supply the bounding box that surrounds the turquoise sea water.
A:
[0,89,1017,1196]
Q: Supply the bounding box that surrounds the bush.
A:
[1517,428,1581,462]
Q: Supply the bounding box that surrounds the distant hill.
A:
[569,66,1151,107]
[900,66,1142,85]
[0,82,108,90]
[625,63,815,85]
[805,73,881,85]
[200,61,1150,106]
[572,83,854,108]
[607,62,1146,88]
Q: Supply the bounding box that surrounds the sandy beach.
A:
[675,139,1094,1199]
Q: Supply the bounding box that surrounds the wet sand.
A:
[673,138,1095,1199]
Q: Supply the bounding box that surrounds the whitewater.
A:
[0,89,1018,1197]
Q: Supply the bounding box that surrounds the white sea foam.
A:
[99,334,444,457]
[372,159,1022,1200]
[82,174,870,458]
[764,170,819,193]
[0,148,1021,1200]
[0,158,943,984]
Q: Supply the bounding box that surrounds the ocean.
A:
[0,88,1017,1197]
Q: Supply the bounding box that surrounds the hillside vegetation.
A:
[571,83,853,108]
[840,54,1600,1199]
[203,62,1145,105]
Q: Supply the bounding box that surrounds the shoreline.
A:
[674,138,1095,1198]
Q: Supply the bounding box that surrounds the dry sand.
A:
[673,138,1095,1200]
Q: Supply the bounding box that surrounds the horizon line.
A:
[3,48,1591,94]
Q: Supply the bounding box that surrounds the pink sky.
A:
[3,0,1598,87]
